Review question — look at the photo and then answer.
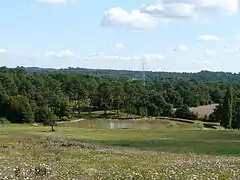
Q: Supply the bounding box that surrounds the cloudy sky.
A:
[0,0,240,72]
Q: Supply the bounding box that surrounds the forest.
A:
[0,66,239,129]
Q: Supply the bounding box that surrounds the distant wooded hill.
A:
[25,67,240,84]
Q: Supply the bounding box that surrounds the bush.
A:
[0,117,10,124]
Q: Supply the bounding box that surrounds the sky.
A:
[0,0,240,72]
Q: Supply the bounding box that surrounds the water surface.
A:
[61,119,189,130]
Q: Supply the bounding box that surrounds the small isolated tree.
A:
[39,107,58,132]
[45,114,58,132]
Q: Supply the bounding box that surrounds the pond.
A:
[60,119,190,130]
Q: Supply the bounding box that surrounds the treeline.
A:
[0,67,239,124]
[27,67,240,84]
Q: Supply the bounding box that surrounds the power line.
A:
[142,61,146,86]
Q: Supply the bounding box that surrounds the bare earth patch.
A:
[190,104,218,117]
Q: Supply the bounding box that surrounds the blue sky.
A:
[0,0,240,72]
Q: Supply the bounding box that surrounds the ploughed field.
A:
[0,119,240,179]
[190,104,218,117]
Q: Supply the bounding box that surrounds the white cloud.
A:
[45,49,75,58]
[173,44,188,51]
[0,48,7,53]
[194,0,238,16]
[142,1,195,19]
[37,0,66,4]
[103,0,238,30]
[142,0,238,18]
[198,35,220,41]
[102,7,159,30]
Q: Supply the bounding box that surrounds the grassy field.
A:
[0,121,240,179]
[2,123,238,156]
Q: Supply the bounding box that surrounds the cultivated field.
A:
[190,104,218,117]
[0,121,240,179]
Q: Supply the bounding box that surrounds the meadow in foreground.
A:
[0,122,240,179]
[0,131,240,180]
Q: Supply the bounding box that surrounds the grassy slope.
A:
[1,132,240,179]
[1,121,240,179]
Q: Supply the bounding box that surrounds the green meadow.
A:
[0,119,240,179]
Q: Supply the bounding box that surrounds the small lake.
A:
[60,119,191,130]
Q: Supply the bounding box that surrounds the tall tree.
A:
[112,82,124,114]
[221,87,233,129]
[233,98,240,130]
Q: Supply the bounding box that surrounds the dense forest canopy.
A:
[0,66,240,129]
